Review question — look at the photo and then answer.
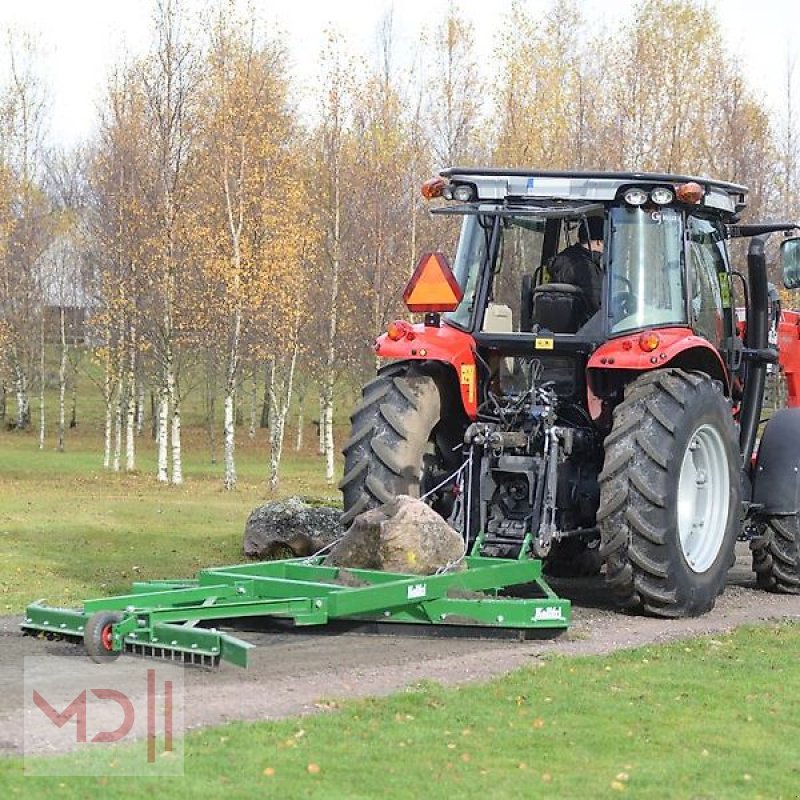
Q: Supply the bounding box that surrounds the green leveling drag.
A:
[22,552,569,668]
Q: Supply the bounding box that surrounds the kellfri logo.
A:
[23,657,184,776]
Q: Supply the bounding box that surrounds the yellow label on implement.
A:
[460,364,476,404]
[535,338,554,350]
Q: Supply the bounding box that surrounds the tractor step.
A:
[21,555,570,668]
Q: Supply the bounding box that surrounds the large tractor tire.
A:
[340,363,466,528]
[750,516,800,593]
[598,369,740,617]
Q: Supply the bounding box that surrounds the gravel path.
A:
[3,542,799,756]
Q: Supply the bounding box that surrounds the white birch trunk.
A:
[38,316,45,450]
[103,355,113,469]
[168,367,183,485]
[223,307,242,490]
[57,305,67,452]
[125,325,137,471]
[136,379,145,436]
[112,379,123,473]
[323,389,335,483]
[323,161,341,485]
[295,384,305,452]
[223,393,236,490]
[112,321,125,473]
[248,370,257,440]
[157,385,169,483]
[268,341,299,491]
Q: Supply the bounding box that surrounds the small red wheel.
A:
[84,611,123,663]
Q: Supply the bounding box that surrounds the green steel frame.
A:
[22,555,570,668]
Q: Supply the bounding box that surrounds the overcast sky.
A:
[0,0,797,147]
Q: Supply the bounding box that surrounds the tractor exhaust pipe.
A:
[739,235,769,466]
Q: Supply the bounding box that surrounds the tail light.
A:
[638,332,661,352]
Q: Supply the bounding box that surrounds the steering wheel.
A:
[610,275,637,320]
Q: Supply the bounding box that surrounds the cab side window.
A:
[482,218,545,333]
[686,216,728,349]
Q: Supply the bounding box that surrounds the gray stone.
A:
[243,497,342,560]
[326,495,465,575]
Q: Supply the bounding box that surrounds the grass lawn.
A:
[2,622,798,799]
[0,425,343,611]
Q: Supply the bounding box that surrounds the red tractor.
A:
[341,169,800,617]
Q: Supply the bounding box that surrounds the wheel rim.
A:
[101,623,114,652]
[677,423,730,573]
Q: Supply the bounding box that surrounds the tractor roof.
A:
[440,167,748,215]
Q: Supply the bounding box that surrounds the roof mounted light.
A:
[676,181,705,204]
[650,187,674,205]
[452,184,475,202]
[421,176,447,199]
[624,188,648,206]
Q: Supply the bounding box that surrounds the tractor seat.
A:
[530,283,589,334]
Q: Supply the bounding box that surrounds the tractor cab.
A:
[427,170,746,414]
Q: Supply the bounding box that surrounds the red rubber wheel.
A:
[84,611,123,663]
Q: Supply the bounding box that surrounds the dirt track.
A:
[3,542,800,756]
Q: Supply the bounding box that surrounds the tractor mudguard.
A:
[374,323,478,417]
[751,408,800,515]
[587,327,729,388]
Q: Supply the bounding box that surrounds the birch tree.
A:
[137,0,199,484]
[314,34,355,485]
[0,32,51,431]
[193,5,304,489]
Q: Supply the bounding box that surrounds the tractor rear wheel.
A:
[750,516,800,593]
[599,369,740,617]
[340,363,466,528]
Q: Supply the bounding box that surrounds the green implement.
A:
[21,555,569,668]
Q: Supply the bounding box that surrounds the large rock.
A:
[243,497,342,560]
[326,495,465,575]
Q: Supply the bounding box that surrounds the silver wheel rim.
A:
[677,423,730,573]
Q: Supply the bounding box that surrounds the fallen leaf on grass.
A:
[611,780,626,791]
[532,718,545,729]
[307,763,321,775]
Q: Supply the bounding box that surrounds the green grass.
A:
[0,426,343,611]
[2,622,798,798]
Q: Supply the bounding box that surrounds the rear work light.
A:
[452,184,475,202]
[624,188,648,206]
[650,187,674,205]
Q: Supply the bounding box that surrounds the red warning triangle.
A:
[403,252,463,313]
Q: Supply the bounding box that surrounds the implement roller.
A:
[22,553,570,668]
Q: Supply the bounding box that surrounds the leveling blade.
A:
[21,555,569,668]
